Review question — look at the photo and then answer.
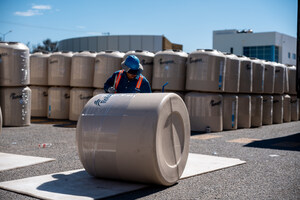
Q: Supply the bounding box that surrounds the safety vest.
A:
[114,70,144,92]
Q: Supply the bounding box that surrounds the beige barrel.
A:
[283,94,291,122]
[262,61,275,94]
[0,106,2,134]
[186,49,225,92]
[290,96,299,121]
[70,51,96,87]
[76,93,190,186]
[152,50,188,91]
[93,51,124,88]
[0,42,30,86]
[273,95,283,124]
[251,95,263,127]
[48,87,70,119]
[287,66,296,95]
[223,94,238,130]
[30,86,48,117]
[238,56,252,93]
[93,88,105,96]
[283,64,289,94]
[69,88,94,121]
[124,50,154,85]
[262,95,273,125]
[0,86,31,126]
[224,53,240,93]
[251,58,264,94]
[238,95,251,128]
[30,52,50,85]
[273,63,285,94]
[185,92,223,132]
[48,52,73,86]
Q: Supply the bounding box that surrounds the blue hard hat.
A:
[124,55,140,70]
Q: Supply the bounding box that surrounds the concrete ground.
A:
[0,118,299,200]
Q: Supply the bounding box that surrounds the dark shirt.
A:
[104,70,152,93]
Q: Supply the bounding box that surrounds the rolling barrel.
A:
[76,93,190,186]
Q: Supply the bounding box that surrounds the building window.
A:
[230,47,233,54]
[288,52,291,58]
[243,45,278,62]
[293,53,296,59]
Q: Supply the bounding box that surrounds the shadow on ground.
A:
[31,117,77,128]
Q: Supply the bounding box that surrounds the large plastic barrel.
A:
[30,52,50,86]
[93,89,105,96]
[238,56,252,93]
[48,52,73,86]
[262,61,275,94]
[76,93,190,186]
[224,53,240,93]
[251,58,264,94]
[237,95,251,128]
[283,94,291,122]
[69,88,94,121]
[283,64,289,94]
[48,87,70,119]
[251,95,263,127]
[273,95,283,124]
[287,66,296,95]
[30,86,48,117]
[223,95,238,130]
[124,50,154,85]
[185,92,223,132]
[93,51,124,88]
[0,42,30,86]
[70,51,96,87]
[262,95,273,125]
[0,86,31,126]
[290,96,299,121]
[185,49,225,92]
[152,50,188,91]
[274,63,285,94]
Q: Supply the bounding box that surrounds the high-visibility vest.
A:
[114,70,144,92]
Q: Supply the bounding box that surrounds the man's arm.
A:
[104,72,117,93]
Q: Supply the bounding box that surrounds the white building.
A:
[213,29,296,65]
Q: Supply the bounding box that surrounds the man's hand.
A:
[108,87,116,93]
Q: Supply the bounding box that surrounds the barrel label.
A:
[94,94,113,107]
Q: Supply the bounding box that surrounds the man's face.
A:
[126,72,137,80]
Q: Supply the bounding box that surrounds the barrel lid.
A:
[155,49,188,58]
[96,50,124,58]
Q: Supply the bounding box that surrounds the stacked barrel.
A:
[0,42,31,127]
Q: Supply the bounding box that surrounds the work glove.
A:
[108,87,116,93]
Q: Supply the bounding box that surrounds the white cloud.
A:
[14,10,42,16]
[32,5,52,10]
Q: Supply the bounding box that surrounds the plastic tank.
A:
[251,95,263,127]
[224,53,240,93]
[185,92,223,132]
[152,49,188,91]
[93,89,105,96]
[287,66,296,95]
[0,86,31,126]
[262,61,275,94]
[237,95,251,128]
[93,51,124,88]
[283,64,289,94]
[238,56,252,93]
[30,52,50,86]
[70,51,96,87]
[76,93,190,186]
[48,52,73,86]
[251,58,264,94]
[223,94,238,130]
[30,86,48,117]
[0,42,30,86]
[290,95,299,121]
[283,94,291,122]
[262,95,273,125]
[273,95,283,124]
[48,87,70,119]
[69,88,94,121]
[273,63,285,94]
[124,50,154,85]
[185,49,225,92]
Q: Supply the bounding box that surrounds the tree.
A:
[31,38,58,53]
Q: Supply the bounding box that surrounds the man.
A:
[104,55,151,93]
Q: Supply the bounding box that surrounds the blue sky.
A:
[0,0,297,53]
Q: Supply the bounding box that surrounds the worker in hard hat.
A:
[104,55,152,93]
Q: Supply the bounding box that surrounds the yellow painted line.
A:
[191,134,222,140]
[272,142,300,148]
[227,138,261,144]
